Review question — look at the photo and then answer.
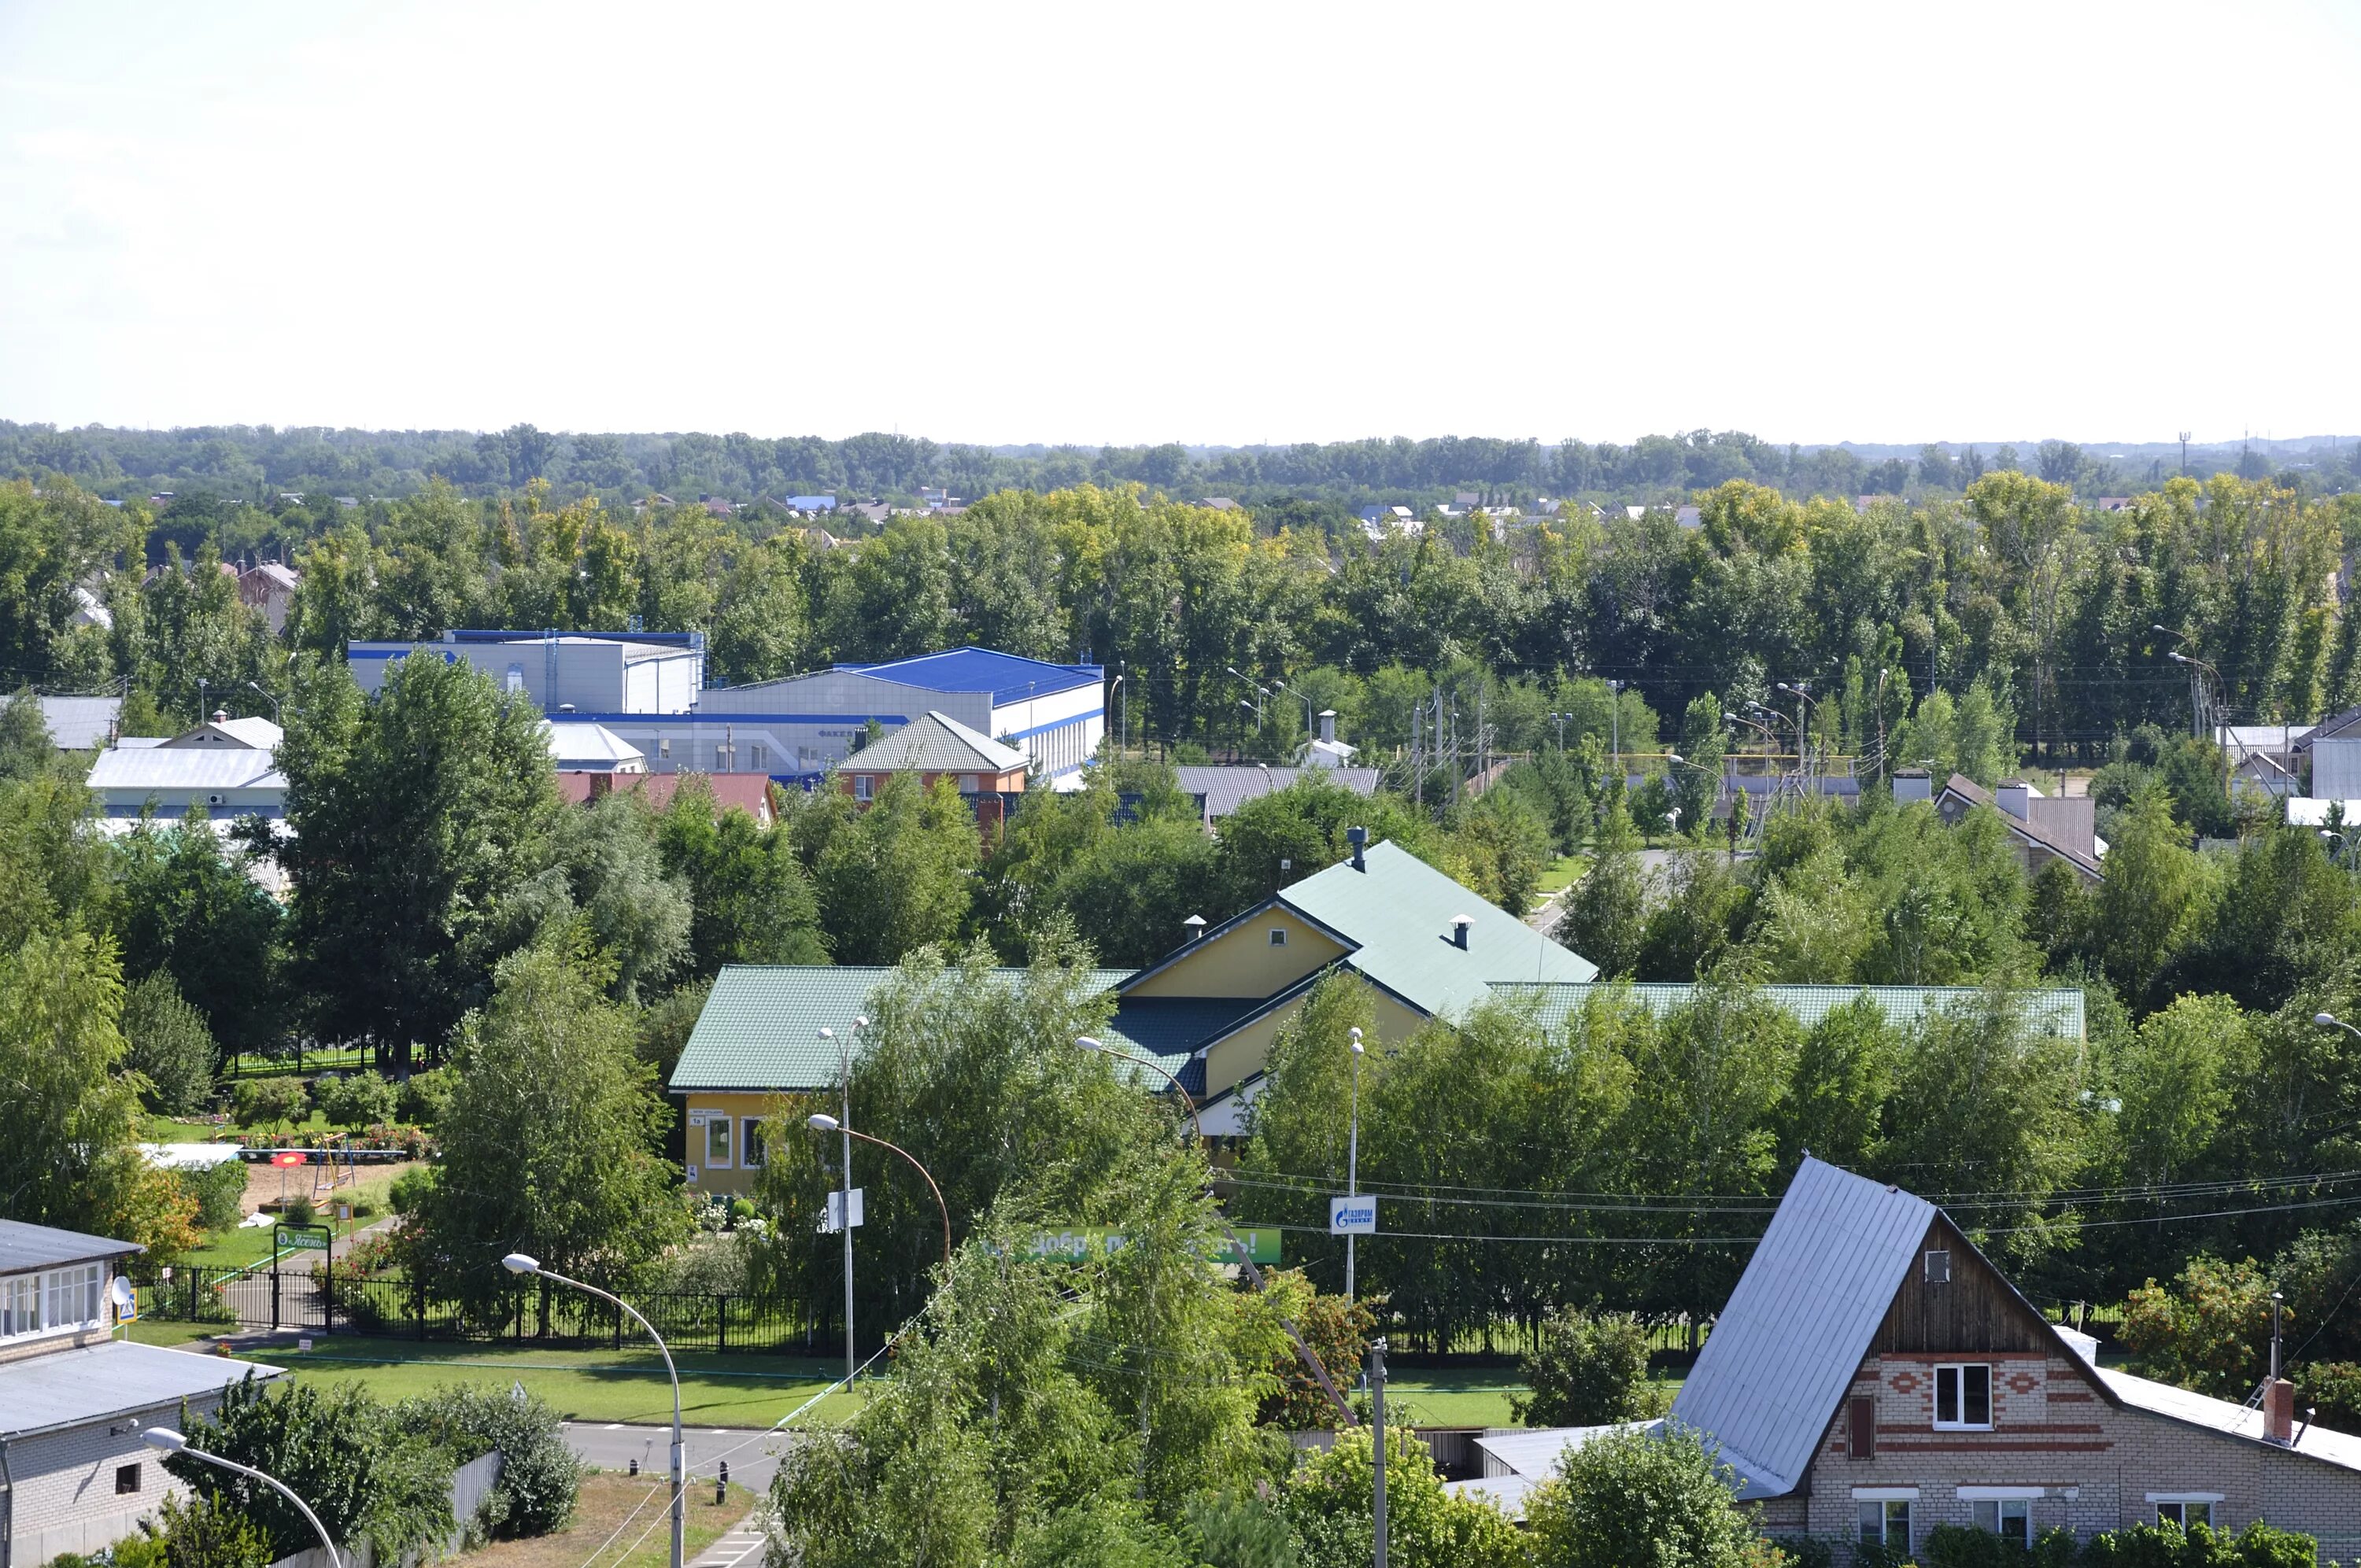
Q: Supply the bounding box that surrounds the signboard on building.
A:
[1329,1196,1378,1235]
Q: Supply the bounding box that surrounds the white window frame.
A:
[751,743,767,770]
[2,1262,107,1341]
[704,1116,733,1168]
[1855,1494,1913,1549]
[1969,1498,2032,1545]
[2148,1494,2221,1530]
[854,774,873,802]
[1934,1363,1994,1430]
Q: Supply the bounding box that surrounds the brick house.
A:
[1466,1159,2361,1560]
[0,1219,282,1566]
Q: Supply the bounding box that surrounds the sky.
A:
[2,2,2356,448]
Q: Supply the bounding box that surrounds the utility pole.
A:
[2179,430,2192,475]
[1370,1337,1390,1568]
[1345,1028,1363,1303]
[1607,680,1623,791]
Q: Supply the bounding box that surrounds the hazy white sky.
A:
[2,2,2355,448]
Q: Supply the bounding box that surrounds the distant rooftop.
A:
[833,647,1103,703]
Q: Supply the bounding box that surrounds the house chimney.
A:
[211,709,229,725]
[1319,709,1339,745]
[1347,825,1368,871]
[1182,914,1206,943]
[1892,768,1933,804]
[2267,1378,2296,1444]
[1996,777,2032,821]
[1450,914,1471,950]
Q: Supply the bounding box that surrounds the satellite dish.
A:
[109,1276,136,1308]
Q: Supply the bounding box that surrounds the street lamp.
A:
[2315,1013,2361,1044]
[246,681,283,724]
[819,1020,862,1388]
[1073,1035,1356,1424]
[807,1114,951,1269]
[1346,1027,1364,1304]
[498,1253,684,1568]
[145,1427,344,1568]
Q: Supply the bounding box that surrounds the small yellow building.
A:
[664,834,1598,1193]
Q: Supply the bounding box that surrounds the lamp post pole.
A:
[499,1256,683,1568]
[1346,1026,1364,1304]
[819,1020,863,1388]
[807,1115,951,1269]
[145,1429,343,1568]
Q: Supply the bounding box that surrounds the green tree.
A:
[2086,784,2214,1005]
[1280,1425,1524,1568]
[121,970,216,1115]
[1673,692,1726,835]
[2119,1255,2283,1400]
[413,935,688,1319]
[113,805,284,1061]
[1511,1308,1672,1426]
[798,772,978,966]
[277,655,559,1076]
[656,775,827,973]
[2113,994,2248,1190]
[1555,795,1644,977]
[1525,1422,1768,1568]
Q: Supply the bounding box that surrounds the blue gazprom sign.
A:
[1329,1197,1378,1235]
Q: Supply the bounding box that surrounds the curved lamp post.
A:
[2315,1013,2361,1044]
[1073,1035,1354,1425]
[1346,1026,1364,1304]
[807,1114,951,1270]
[144,1427,342,1568]
[502,1253,682,1568]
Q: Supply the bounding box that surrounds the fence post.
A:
[416,1271,427,1341]
[270,1266,280,1332]
[717,1295,726,1355]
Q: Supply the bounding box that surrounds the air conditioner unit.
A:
[205,793,226,806]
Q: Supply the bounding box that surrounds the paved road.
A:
[560,1422,791,1495]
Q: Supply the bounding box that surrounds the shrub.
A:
[315,1071,397,1131]
[1512,1308,1672,1426]
[124,972,216,1115]
[1258,1274,1373,1430]
[231,1075,309,1128]
[1184,1490,1300,1568]
[134,1492,271,1568]
[1280,1425,1524,1568]
[283,1196,316,1228]
[1926,1522,2082,1567]
[396,1065,459,1127]
[2119,1256,2280,1400]
[178,1158,249,1230]
[2299,1360,2361,1430]
[2082,1520,2322,1567]
[397,1384,582,1537]
[1524,1422,1762,1568]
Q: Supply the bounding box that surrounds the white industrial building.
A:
[343,636,1106,788]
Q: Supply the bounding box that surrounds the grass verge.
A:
[445,1471,759,1568]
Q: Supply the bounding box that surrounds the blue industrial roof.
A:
[835,647,1103,703]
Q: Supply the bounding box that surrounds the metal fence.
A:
[141,1266,817,1354]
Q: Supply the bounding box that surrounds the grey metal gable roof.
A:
[0,1342,282,1438]
[844,710,1027,774]
[0,1218,142,1272]
[1668,1157,1933,1497]
[1498,982,2086,1041]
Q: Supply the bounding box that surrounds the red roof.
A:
[556,770,774,826]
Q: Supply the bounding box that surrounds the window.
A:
[751,743,767,770]
[116,1464,142,1496]
[704,1116,732,1168]
[1971,1499,2031,1545]
[855,775,873,802]
[741,1118,766,1169]
[1934,1364,1993,1429]
[1269,928,1288,947]
[3,1264,104,1339]
[504,662,526,695]
[1925,1249,1951,1284]
[2154,1500,2215,1529]
[1847,1395,1876,1459]
[2,1273,35,1336]
[1859,1500,1911,1549]
[659,737,671,760]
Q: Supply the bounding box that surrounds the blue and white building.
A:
[344,635,1105,789]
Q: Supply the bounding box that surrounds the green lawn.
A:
[1374,1367,1683,1429]
[253,1337,864,1426]
[182,1166,412,1269]
[1532,854,1590,903]
[141,1114,235,1142]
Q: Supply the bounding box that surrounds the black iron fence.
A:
[140,1266,818,1355]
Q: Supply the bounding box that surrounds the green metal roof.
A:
[1491,981,2087,1041]
[671,964,1135,1093]
[1276,840,1598,1016]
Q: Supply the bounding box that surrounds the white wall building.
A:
[347,631,706,717]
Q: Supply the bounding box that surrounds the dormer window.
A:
[1934,1363,1993,1430]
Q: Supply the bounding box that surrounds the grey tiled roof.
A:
[1668,1157,1934,1496]
[844,710,1028,774]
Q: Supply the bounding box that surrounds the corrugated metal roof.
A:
[0,1342,283,1437]
[1497,982,2086,1040]
[1668,1157,1934,1496]
[0,1219,142,1271]
[845,711,1027,774]
[835,647,1102,703]
[2098,1369,2361,1475]
[37,695,120,750]
[671,965,1134,1093]
[1277,841,1598,1016]
[1174,766,1381,821]
[543,720,645,767]
[88,748,283,791]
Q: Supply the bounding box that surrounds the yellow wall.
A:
[1125,907,1347,998]
[685,1092,794,1196]
[1199,974,1431,1098]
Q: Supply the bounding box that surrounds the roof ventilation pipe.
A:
[1183,914,1206,943]
[1347,825,1368,871]
[1450,914,1471,950]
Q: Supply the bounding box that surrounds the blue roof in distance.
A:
[835,647,1103,703]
